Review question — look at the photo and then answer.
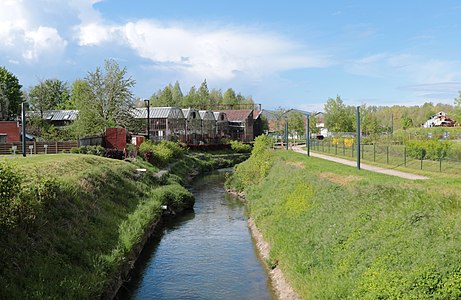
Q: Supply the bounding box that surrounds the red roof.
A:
[253,110,263,119]
[214,110,253,122]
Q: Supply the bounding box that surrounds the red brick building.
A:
[0,121,20,143]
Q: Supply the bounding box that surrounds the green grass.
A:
[0,154,192,299]
[229,149,461,299]
[310,141,461,175]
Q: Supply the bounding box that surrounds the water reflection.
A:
[118,170,274,300]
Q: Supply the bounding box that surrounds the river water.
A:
[118,169,275,300]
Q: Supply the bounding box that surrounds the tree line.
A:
[0,60,255,140]
[323,95,461,135]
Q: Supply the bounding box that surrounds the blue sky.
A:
[1,0,461,111]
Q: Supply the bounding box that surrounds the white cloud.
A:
[23,26,67,60]
[0,0,68,61]
[75,19,332,81]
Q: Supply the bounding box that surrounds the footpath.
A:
[291,145,429,180]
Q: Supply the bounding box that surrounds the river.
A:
[117,169,275,299]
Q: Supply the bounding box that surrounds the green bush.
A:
[138,140,185,167]
[225,134,274,192]
[230,140,252,153]
[406,140,452,160]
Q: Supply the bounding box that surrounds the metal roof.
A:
[182,108,201,120]
[213,111,228,122]
[133,107,184,119]
[27,110,79,121]
[199,110,215,121]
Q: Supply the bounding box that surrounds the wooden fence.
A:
[0,141,78,155]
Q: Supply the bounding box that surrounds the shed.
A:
[134,107,185,141]
[182,108,202,144]
[213,111,229,140]
[199,110,216,143]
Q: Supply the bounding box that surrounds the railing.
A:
[0,141,78,155]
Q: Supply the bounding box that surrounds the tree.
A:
[197,79,210,109]
[0,66,23,120]
[171,81,183,107]
[401,115,414,130]
[223,88,238,108]
[151,85,173,107]
[288,111,305,140]
[71,60,135,137]
[181,86,199,108]
[29,79,71,117]
[209,88,223,109]
[324,95,354,132]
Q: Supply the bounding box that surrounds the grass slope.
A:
[232,149,461,299]
[0,154,193,299]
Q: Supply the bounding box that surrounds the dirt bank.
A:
[248,218,299,300]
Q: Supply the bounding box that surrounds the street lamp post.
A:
[144,99,150,140]
[306,113,310,156]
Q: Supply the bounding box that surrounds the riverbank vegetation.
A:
[227,138,461,298]
[0,154,194,299]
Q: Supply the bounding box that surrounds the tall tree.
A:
[324,95,354,132]
[209,88,222,109]
[71,59,135,137]
[171,81,183,107]
[0,66,22,120]
[29,79,71,117]
[223,88,238,108]
[197,79,210,109]
[181,86,199,108]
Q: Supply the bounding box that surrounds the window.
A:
[0,134,6,143]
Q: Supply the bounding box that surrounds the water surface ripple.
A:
[121,170,274,300]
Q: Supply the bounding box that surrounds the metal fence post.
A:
[387,146,389,165]
[373,143,376,162]
[404,147,406,167]
[420,149,424,170]
[439,149,442,172]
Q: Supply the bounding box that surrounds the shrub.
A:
[406,140,452,160]
[138,140,185,167]
[0,162,22,227]
[230,140,252,153]
[225,134,274,192]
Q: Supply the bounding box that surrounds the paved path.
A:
[291,145,429,180]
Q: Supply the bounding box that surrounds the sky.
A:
[1,0,461,112]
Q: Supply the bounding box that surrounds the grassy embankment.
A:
[227,136,461,299]
[0,153,198,299]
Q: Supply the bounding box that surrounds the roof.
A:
[27,110,79,121]
[215,110,253,122]
[213,111,228,122]
[182,108,201,120]
[199,110,215,121]
[253,110,263,119]
[133,107,184,119]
